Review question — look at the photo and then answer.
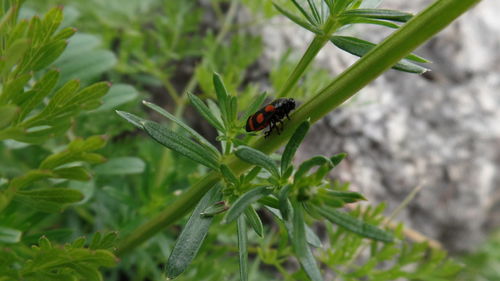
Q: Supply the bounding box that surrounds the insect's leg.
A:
[285,112,291,120]
[265,122,274,138]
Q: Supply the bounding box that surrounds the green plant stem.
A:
[115,0,481,256]
[276,16,339,98]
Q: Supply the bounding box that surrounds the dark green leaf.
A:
[94,157,145,175]
[244,205,264,237]
[15,188,84,212]
[235,146,279,178]
[342,17,400,28]
[241,92,267,124]
[314,205,394,242]
[279,185,293,220]
[166,185,222,279]
[290,200,323,281]
[237,216,248,281]
[188,92,225,132]
[53,166,91,181]
[281,121,310,174]
[223,185,272,224]
[143,121,220,170]
[143,100,220,158]
[330,36,429,73]
[342,9,413,22]
[115,110,147,128]
[330,153,347,166]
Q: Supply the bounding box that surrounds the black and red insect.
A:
[245,98,296,137]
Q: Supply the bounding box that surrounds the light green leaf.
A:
[314,205,394,242]
[32,40,68,71]
[223,185,272,224]
[166,185,222,279]
[0,226,22,243]
[281,121,310,174]
[220,164,239,186]
[53,166,91,181]
[15,188,84,212]
[188,92,225,132]
[341,9,413,22]
[294,156,333,181]
[330,36,429,73]
[143,100,220,158]
[115,110,147,128]
[143,121,220,170]
[290,200,323,281]
[235,146,280,178]
[0,105,19,129]
[237,216,248,281]
[244,205,264,237]
[94,157,145,175]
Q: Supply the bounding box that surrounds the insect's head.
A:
[286,98,296,110]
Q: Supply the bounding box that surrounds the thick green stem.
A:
[116,0,481,256]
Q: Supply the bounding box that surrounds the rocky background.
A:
[257,0,500,252]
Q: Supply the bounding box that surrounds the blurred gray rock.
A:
[258,0,500,252]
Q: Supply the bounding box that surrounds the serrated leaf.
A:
[237,216,248,281]
[290,200,323,281]
[0,226,22,243]
[330,36,428,73]
[143,100,220,158]
[223,186,272,224]
[165,185,222,279]
[235,146,279,178]
[244,205,264,237]
[341,9,413,22]
[314,205,394,242]
[188,92,225,132]
[281,121,310,174]
[143,121,220,170]
[115,110,147,128]
[94,157,145,175]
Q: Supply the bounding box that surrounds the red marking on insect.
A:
[245,98,296,138]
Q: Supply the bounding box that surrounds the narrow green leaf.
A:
[237,216,249,281]
[201,201,228,217]
[235,146,279,178]
[290,200,323,281]
[32,40,68,71]
[89,232,102,250]
[72,81,110,110]
[0,226,22,243]
[278,185,293,220]
[294,156,333,181]
[53,166,91,181]
[326,190,366,203]
[166,185,222,279]
[305,226,322,248]
[16,188,84,203]
[94,157,145,175]
[314,205,393,242]
[18,70,60,121]
[272,3,322,35]
[115,110,147,128]
[330,153,347,166]
[52,27,77,41]
[342,9,413,22]
[229,95,238,124]
[213,73,230,126]
[0,105,19,129]
[330,36,429,73]
[0,39,29,76]
[144,121,220,170]
[188,92,225,132]
[223,185,272,224]
[220,164,239,186]
[342,17,400,29]
[281,121,310,174]
[243,166,262,184]
[143,100,220,158]
[0,72,31,104]
[244,206,264,237]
